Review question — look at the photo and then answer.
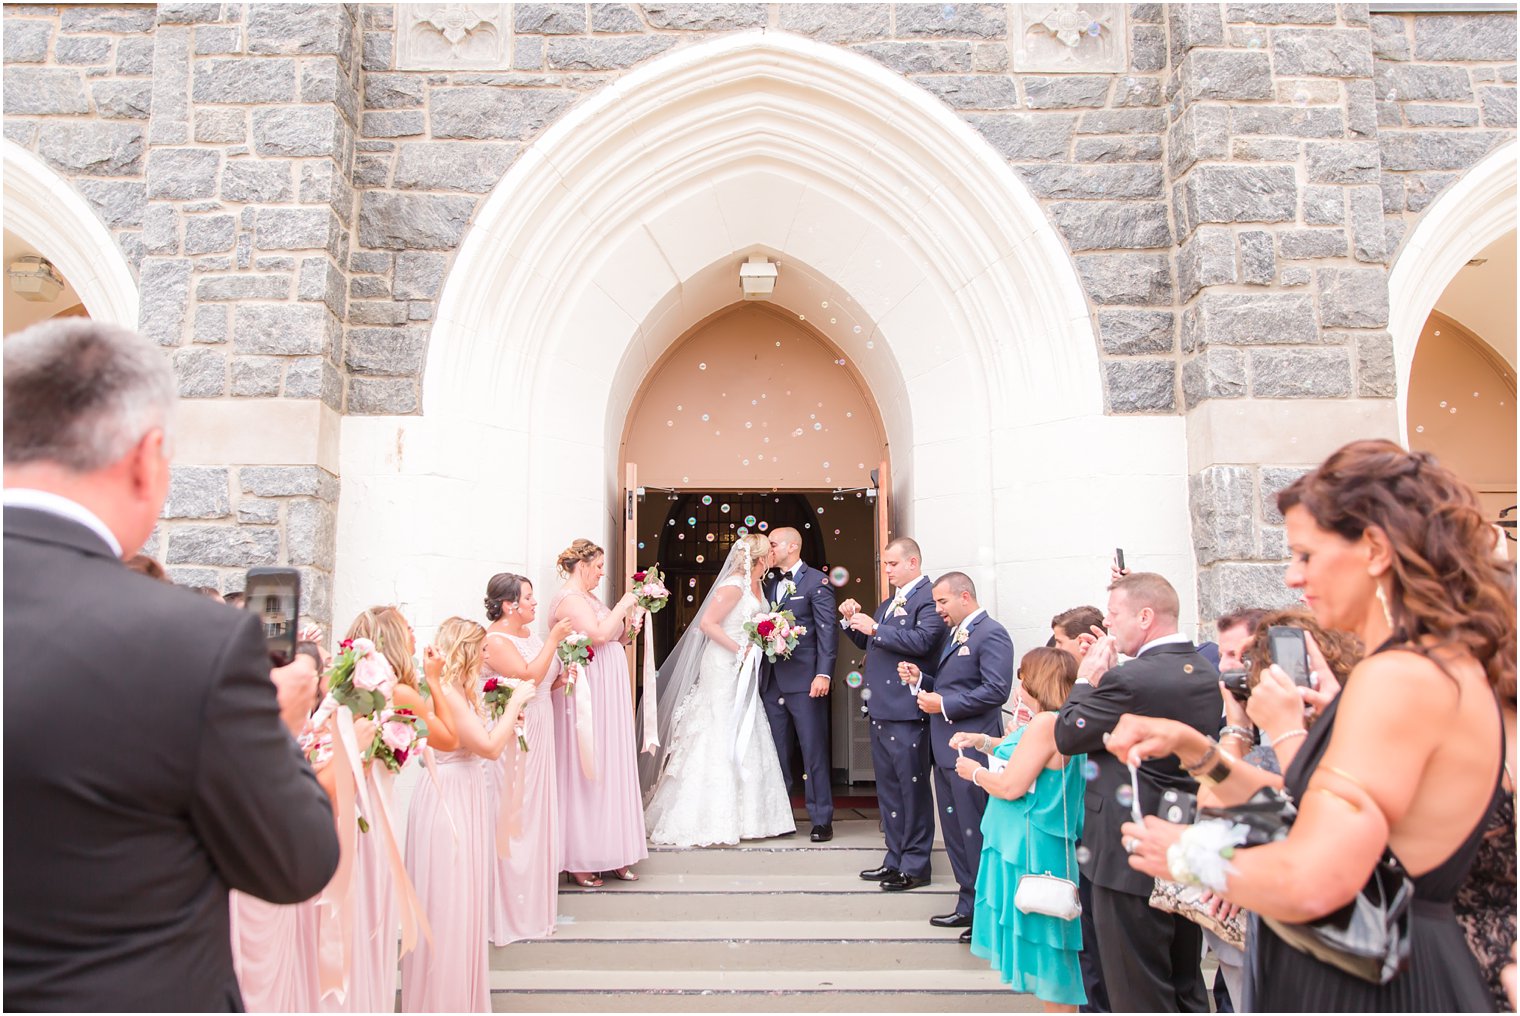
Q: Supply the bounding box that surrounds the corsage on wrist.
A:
[1166,819,1249,893]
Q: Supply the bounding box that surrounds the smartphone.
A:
[1267,624,1312,688]
[1115,547,1126,572]
[1160,788,1198,825]
[244,567,301,667]
[1220,668,1252,703]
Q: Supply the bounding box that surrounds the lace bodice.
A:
[714,576,762,649]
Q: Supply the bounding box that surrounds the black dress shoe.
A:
[929,911,972,928]
[880,871,931,892]
[859,864,897,882]
[959,928,973,944]
[810,823,833,842]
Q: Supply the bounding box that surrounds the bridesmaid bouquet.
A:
[557,632,594,694]
[367,706,428,772]
[310,637,396,728]
[482,676,531,751]
[632,564,671,613]
[745,610,807,662]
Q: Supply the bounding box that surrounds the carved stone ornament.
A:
[396,3,512,70]
[1010,3,1129,74]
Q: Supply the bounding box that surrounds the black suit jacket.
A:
[763,562,838,694]
[842,578,947,723]
[3,507,339,1011]
[1054,641,1222,896]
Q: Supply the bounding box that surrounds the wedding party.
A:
[4,2,1518,1013]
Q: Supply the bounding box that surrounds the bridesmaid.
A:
[324,606,457,1014]
[401,618,535,1013]
[483,574,574,943]
[550,539,647,887]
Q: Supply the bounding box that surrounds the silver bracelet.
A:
[1220,724,1254,743]
[970,768,984,788]
[980,734,995,754]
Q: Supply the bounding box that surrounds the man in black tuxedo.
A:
[762,526,838,841]
[1054,572,1222,1013]
[840,536,946,891]
[3,320,340,1011]
[899,572,1012,935]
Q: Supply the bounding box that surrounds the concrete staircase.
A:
[487,816,1037,1012]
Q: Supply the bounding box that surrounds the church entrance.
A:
[621,301,892,791]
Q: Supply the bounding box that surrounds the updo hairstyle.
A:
[732,533,771,576]
[557,538,604,578]
[484,572,529,622]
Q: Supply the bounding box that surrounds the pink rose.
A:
[381,719,414,752]
[352,653,393,692]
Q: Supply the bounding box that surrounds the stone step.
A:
[492,919,984,971]
[553,873,961,921]
[639,843,948,876]
[487,968,1028,1013]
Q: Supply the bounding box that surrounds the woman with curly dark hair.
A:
[1107,439,1514,1011]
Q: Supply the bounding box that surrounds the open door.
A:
[622,462,638,703]
[873,458,891,592]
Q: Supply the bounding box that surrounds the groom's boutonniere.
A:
[780,578,797,600]
[888,593,907,616]
[952,627,970,646]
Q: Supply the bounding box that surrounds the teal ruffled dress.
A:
[969,727,1087,1007]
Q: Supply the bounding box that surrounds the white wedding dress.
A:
[644,575,797,846]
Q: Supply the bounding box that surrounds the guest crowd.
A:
[4,318,1516,1015]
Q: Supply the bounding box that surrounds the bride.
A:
[640,533,797,846]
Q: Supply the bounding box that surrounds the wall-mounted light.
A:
[739,256,778,301]
[8,255,63,302]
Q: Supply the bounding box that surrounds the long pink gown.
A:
[399,741,493,1013]
[321,778,398,1014]
[230,892,320,1012]
[488,632,559,945]
[552,589,649,873]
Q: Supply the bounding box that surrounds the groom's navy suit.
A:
[926,610,1013,915]
[762,562,838,827]
[843,576,946,880]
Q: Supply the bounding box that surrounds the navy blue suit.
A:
[761,562,838,827]
[842,576,946,879]
[926,611,1013,914]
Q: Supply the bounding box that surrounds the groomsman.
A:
[900,573,1012,936]
[762,527,838,841]
[840,537,946,892]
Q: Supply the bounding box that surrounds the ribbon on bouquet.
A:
[315,712,360,1003]
[368,764,433,958]
[728,644,763,780]
[567,661,598,781]
[495,727,528,859]
[637,606,661,754]
[420,744,460,845]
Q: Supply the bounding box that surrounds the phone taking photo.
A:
[1267,624,1313,688]
[1115,547,1126,572]
[244,567,301,667]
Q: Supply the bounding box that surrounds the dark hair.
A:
[223,590,246,609]
[885,536,922,562]
[1242,609,1362,694]
[124,554,168,582]
[1216,607,1269,636]
[556,538,603,577]
[1051,605,1104,640]
[933,571,976,599]
[1278,439,1515,694]
[485,572,529,622]
[1019,646,1079,712]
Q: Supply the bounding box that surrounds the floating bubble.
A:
[834,529,841,535]
[1087,20,1101,36]
[817,507,825,514]
[813,422,823,431]
[705,532,716,542]
[736,527,748,536]
[676,404,683,411]
[1416,425,1425,433]
[1474,391,1481,397]
[688,516,697,525]
[1083,760,1100,781]
[853,325,862,334]
[866,340,874,350]
[822,300,829,309]
[666,420,673,427]
[1115,785,1134,809]
[758,521,769,531]
[1450,407,1457,414]
[1075,717,1086,728]
[1440,400,1447,408]
[745,515,757,527]
[830,317,837,325]
[686,594,694,602]
[831,566,850,587]
[720,503,730,512]
[792,428,804,437]
[668,519,676,526]
[698,362,707,370]
[745,421,752,429]
[688,578,697,587]
[861,687,873,701]
[701,413,710,422]
[946,805,954,814]
[845,670,863,688]
[678,533,685,540]
[804,523,812,529]
[742,459,750,466]
[778,697,785,706]
[702,495,713,505]
[1247,35,1261,48]
[1076,845,1092,865]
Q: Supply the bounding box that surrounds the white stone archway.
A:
[336,30,1195,648]
[1388,141,1517,444]
[2,140,139,327]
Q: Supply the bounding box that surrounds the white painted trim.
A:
[1387,141,1517,444]
[2,139,138,328]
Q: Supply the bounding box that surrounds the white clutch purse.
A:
[1015,872,1082,920]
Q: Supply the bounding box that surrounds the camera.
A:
[1221,668,1251,702]
[1159,788,1198,825]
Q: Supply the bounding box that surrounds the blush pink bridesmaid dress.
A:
[230,892,320,1012]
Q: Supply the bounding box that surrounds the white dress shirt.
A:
[1136,630,1193,656]
[3,488,123,557]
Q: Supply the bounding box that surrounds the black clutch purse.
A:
[1200,788,1413,985]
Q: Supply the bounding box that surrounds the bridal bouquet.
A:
[368,706,428,773]
[311,637,396,728]
[482,676,530,751]
[632,564,670,613]
[745,610,807,662]
[557,632,594,693]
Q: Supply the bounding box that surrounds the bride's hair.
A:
[731,534,770,577]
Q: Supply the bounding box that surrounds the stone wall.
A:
[3,3,1514,632]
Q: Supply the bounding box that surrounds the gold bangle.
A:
[1320,763,1373,797]
[1309,785,1363,812]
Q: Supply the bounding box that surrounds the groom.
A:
[762,527,838,842]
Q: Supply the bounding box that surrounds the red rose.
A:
[393,748,409,768]
[586,647,596,662]
[395,707,414,717]
[339,638,354,650]
[633,572,647,582]
[483,677,500,692]
[757,619,776,637]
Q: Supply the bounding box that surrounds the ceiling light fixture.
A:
[7,255,63,302]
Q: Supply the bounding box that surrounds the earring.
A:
[1374,582,1394,628]
[508,603,519,614]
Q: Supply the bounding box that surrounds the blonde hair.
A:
[344,605,418,690]
[1107,571,1180,621]
[732,533,770,577]
[434,616,487,714]
[557,538,603,577]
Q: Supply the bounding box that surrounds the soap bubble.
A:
[1083,760,1100,781]
[745,515,757,527]
[678,533,685,540]
[946,805,954,814]
[736,527,748,536]
[688,578,697,587]
[666,419,673,427]
[686,595,694,602]
[701,495,713,505]
[1076,846,1092,864]
[1440,401,1447,408]
[817,507,825,514]
[687,516,697,525]
[720,503,730,512]
[861,687,873,701]
[637,541,645,550]
[702,413,710,422]
[830,566,850,587]
[705,533,715,542]
[698,362,707,370]
[813,422,823,431]
[1075,717,1086,729]
[853,325,862,334]
[668,519,675,526]
[866,340,874,350]
[834,529,841,535]
[758,521,769,531]
[1416,425,1425,433]
[846,671,863,688]
[1115,785,1134,809]
[792,428,804,437]
[777,697,785,706]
